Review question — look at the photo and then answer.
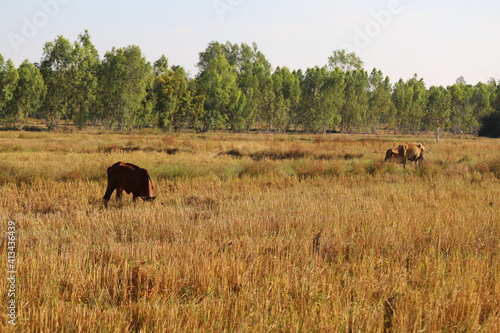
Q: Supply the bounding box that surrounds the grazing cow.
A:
[103,162,156,206]
[384,143,425,168]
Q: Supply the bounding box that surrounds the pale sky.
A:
[1,0,499,86]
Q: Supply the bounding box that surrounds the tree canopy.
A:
[0,31,498,135]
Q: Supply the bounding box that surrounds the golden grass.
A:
[0,132,499,332]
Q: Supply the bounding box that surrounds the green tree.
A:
[455,76,466,85]
[478,82,500,138]
[0,57,20,121]
[367,69,392,133]
[262,67,287,131]
[391,75,427,133]
[262,67,301,132]
[98,45,153,130]
[341,69,369,133]
[328,49,364,72]
[197,41,275,131]
[71,31,99,129]
[492,83,500,112]
[328,51,369,133]
[299,67,344,133]
[236,43,271,131]
[197,41,229,72]
[196,53,243,131]
[186,78,206,132]
[154,58,206,132]
[154,64,196,131]
[6,60,46,130]
[447,83,474,134]
[40,35,75,129]
[470,82,496,134]
[153,55,169,76]
[424,86,451,143]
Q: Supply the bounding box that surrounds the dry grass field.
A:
[0,131,499,332]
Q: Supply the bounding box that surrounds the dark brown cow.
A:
[103,162,156,206]
[384,143,425,168]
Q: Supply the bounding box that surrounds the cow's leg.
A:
[132,194,138,202]
[103,182,117,207]
[402,158,407,168]
[116,188,123,201]
[414,154,423,166]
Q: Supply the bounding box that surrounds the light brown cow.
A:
[384,143,425,168]
[103,162,156,206]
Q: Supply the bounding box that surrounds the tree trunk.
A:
[435,127,440,144]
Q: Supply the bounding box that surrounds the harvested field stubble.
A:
[0,132,499,332]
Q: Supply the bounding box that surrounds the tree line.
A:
[1,31,499,136]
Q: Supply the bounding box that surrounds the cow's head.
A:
[384,149,397,162]
[141,195,157,202]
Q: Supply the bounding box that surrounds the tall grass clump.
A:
[485,158,500,179]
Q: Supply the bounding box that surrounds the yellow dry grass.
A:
[0,131,499,332]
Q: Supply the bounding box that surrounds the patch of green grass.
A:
[153,163,210,180]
